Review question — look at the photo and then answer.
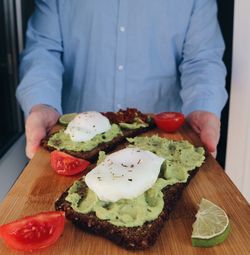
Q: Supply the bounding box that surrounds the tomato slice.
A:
[153,112,185,132]
[0,211,65,252]
[51,151,90,176]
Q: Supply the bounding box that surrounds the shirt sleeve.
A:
[179,0,228,118]
[16,0,64,118]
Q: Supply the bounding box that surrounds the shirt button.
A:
[119,26,125,32]
[118,65,124,71]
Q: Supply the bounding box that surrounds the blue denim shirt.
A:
[16,0,227,118]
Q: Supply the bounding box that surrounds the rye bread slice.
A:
[41,124,154,163]
[55,167,200,250]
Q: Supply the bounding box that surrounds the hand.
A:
[186,111,221,156]
[25,104,60,159]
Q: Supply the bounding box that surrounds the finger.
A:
[211,150,217,158]
[26,125,46,159]
[200,124,220,153]
[25,116,47,159]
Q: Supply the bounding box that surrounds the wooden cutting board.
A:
[0,124,249,255]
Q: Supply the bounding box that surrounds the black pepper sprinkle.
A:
[121,163,128,167]
[137,159,141,164]
[130,164,134,168]
[128,179,132,182]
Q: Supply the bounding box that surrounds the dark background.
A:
[0,0,234,168]
[21,0,34,33]
[0,0,22,157]
[217,0,234,167]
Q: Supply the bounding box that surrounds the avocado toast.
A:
[42,108,155,162]
[55,135,205,250]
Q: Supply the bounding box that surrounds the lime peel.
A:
[192,223,230,247]
[191,198,230,247]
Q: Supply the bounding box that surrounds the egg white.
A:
[85,147,165,202]
[65,111,111,142]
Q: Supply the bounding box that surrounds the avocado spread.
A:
[65,135,205,227]
[48,120,148,152]
[48,124,122,152]
[119,122,148,129]
[119,118,149,129]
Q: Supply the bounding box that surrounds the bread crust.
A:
[55,168,199,250]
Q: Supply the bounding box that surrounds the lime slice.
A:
[191,198,230,247]
[59,113,77,125]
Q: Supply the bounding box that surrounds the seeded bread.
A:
[41,108,155,162]
[55,167,199,250]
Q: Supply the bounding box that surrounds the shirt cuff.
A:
[16,85,62,119]
[182,98,224,119]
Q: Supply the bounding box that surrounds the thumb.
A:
[26,127,46,159]
[25,116,47,159]
[25,105,60,159]
[200,124,219,153]
[187,111,220,154]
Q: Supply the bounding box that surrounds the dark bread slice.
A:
[55,167,199,250]
[41,124,154,163]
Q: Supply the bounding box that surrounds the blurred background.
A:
[0,1,249,202]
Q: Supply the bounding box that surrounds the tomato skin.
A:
[51,151,90,176]
[153,112,185,132]
[0,211,65,252]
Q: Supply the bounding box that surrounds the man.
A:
[16,0,227,159]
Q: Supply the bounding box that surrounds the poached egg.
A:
[65,111,111,142]
[85,147,165,202]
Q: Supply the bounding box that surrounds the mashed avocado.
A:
[128,135,205,185]
[48,124,122,152]
[66,177,166,227]
[48,119,148,152]
[65,136,205,227]
[119,118,148,129]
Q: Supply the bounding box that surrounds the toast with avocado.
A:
[41,108,155,162]
[55,136,205,250]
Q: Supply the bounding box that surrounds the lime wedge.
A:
[59,113,77,125]
[191,198,230,247]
